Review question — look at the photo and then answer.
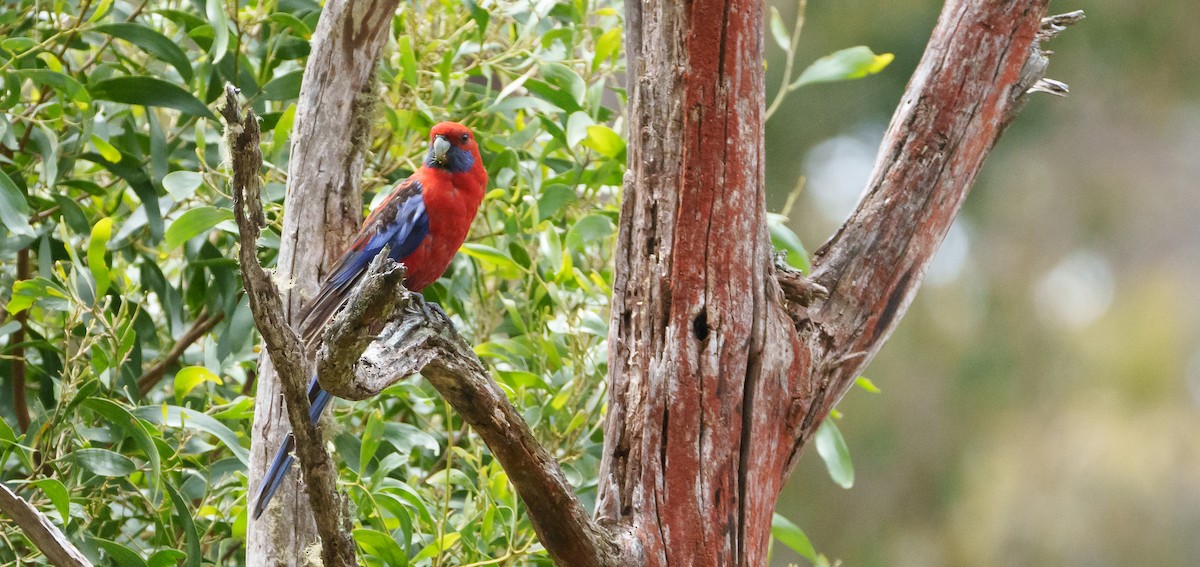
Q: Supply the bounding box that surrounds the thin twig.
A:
[136,309,226,396]
[765,0,808,121]
[12,249,31,432]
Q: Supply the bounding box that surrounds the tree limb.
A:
[136,308,226,396]
[12,248,30,432]
[245,1,400,559]
[0,482,92,567]
[800,4,1080,437]
[322,302,640,566]
[219,85,356,567]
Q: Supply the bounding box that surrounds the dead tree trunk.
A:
[597,0,1070,564]
[245,0,399,564]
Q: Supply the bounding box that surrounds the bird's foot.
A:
[409,294,449,322]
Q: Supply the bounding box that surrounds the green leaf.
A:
[90,135,122,163]
[815,420,854,489]
[398,36,418,87]
[174,366,223,403]
[268,13,312,38]
[272,103,296,156]
[460,0,489,37]
[16,69,90,104]
[593,28,621,69]
[1,38,37,52]
[90,77,215,118]
[537,184,576,222]
[165,206,233,250]
[413,533,461,563]
[206,0,229,64]
[261,70,303,101]
[88,217,113,298]
[82,398,161,491]
[148,550,188,567]
[93,23,194,81]
[769,6,790,51]
[461,243,522,277]
[566,111,595,147]
[355,528,409,566]
[6,277,70,314]
[29,478,70,524]
[91,537,148,567]
[792,46,894,90]
[28,123,58,186]
[163,481,203,567]
[0,168,33,237]
[52,194,90,234]
[566,213,614,251]
[582,125,625,158]
[541,62,586,104]
[855,376,881,393]
[767,213,810,273]
[69,448,136,477]
[771,513,818,562]
[162,171,204,201]
[359,411,385,474]
[132,405,250,466]
[87,0,114,23]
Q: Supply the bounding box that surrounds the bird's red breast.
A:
[394,122,488,291]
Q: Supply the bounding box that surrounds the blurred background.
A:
[765,1,1200,565]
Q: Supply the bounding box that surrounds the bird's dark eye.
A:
[460,134,470,143]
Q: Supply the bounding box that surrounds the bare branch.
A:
[219,84,356,567]
[802,2,1077,432]
[313,253,410,399]
[330,305,640,566]
[245,1,400,558]
[136,309,226,396]
[12,249,30,432]
[0,482,92,567]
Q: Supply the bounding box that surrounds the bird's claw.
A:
[409,293,449,322]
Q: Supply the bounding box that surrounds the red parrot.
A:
[252,122,487,519]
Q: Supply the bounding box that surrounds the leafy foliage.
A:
[0,0,623,564]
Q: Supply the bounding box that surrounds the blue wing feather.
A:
[296,178,428,342]
[254,177,430,520]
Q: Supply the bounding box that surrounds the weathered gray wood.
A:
[244,0,399,564]
[0,483,92,567]
[224,86,357,567]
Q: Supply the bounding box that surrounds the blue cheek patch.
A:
[425,146,475,173]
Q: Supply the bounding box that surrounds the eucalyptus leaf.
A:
[164,206,233,250]
[90,76,214,118]
[815,420,854,489]
[792,46,894,90]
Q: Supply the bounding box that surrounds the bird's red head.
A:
[425,122,482,175]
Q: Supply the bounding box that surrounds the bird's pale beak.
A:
[431,135,451,165]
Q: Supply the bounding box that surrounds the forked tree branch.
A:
[797,5,1082,439]
[319,301,640,566]
[221,80,631,564]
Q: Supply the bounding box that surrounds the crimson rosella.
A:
[252,122,488,519]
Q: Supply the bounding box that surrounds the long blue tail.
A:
[251,376,334,519]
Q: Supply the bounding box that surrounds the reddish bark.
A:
[599,0,1061,565]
